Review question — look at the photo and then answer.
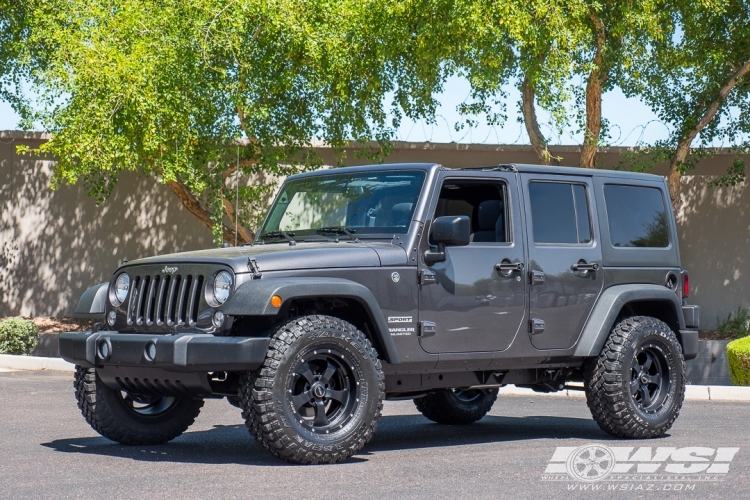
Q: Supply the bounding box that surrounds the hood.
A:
[126,241,408,273]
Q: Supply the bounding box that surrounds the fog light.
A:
[97,340,110,360]
[144,341,156,361]
[212,310,225,328]
[107,310,117,326]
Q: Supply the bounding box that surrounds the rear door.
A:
[520,174,604,350]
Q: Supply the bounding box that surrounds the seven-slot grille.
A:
[126,273,204,327]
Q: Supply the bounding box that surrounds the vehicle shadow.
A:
[40,413,653,466]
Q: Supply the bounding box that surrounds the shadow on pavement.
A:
[41,413,644,466]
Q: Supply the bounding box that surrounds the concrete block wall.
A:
[2,132,748,328]
[0,131,213,317]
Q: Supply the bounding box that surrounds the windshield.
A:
[259,169,426,242]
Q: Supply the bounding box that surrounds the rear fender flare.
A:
[573,284,685,358]
[223,277,400,364]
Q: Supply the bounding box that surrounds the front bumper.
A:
[58,331,271,372]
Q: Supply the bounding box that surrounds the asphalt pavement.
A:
[1,370,748,500]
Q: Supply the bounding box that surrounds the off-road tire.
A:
[73,366,204,445]
[583,316,685,439]
[240,315,385,464]
[415,388,498,425]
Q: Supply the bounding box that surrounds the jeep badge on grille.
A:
[161,266,178,274]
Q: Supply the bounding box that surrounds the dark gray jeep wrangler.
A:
[60,163,700,464]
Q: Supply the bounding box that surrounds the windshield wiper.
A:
[260,230,297,246]
[315,226,361,243]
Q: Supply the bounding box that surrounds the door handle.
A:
[571,260,599,276]
[495,260,524,277]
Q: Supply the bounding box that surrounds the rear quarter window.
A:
[604,185,669,248]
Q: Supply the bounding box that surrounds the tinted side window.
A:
[434,180,509,244]
[529,181,591,244]
[604,185,669,248]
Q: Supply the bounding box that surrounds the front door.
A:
[521,174,604,350]
[418,173,526,354]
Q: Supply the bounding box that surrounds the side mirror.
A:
[424,216,470,265]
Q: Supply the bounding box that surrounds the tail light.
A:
[682,270,689,298]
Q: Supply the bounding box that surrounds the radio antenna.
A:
[235,145,240,247]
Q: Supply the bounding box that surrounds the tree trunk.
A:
[580,75,602,168]
[667,59,750,212]
[580,13,607,169]
[166,179,253,245]
[521,76,552,165]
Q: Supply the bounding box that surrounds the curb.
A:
[0,354,75,372]
[0,355,748,401]
[493,383,750,402]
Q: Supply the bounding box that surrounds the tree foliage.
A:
[452,0,670,168]
[6,0,749,229]
[0,1,34,124]
[623,0,750,210]
[17,0,449,244]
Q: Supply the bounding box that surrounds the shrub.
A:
[727,336,750,386]
[0,318,39,355]
[716,307,750,340]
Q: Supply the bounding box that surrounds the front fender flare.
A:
[573,284,685,358]
[73,282,108,318]
[223,277,400,365]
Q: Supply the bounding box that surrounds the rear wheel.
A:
[73,366,204,445]
[583,316,685,438]
[240,315,385,464]
[414,388,498,425]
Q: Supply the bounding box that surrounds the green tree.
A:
[0,1,33,124]
[452,1,670,168]
[444,1,584,164]
[624,0,750,211]
[17,0,447,244]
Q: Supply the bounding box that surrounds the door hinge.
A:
[529,270,545,286]
[419,270,436,285]
[419,321,437,337]
[529,318,545,334]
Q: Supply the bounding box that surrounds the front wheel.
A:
[240,315,385,464]
[73,366,204,445]
[583,316,685,439]
[415,388,498,425]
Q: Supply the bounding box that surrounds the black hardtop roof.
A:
[287,162,663,182]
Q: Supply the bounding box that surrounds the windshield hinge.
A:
[248,258,262,279]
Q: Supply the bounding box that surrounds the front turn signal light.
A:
[270,295,282,308]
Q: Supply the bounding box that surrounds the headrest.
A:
[391,202,413,216]
[477,200,502,230]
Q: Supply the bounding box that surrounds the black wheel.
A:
[240,315,385,464]
[414,388,498,425]
[583,316,685,438]
[73,366,204,445]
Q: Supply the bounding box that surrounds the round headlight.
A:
[213,271,232,305]
[111,273,130,307]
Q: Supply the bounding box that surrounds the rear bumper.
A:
[682,305,700,329]
[679,329,699,361]
[58,331,271,372]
